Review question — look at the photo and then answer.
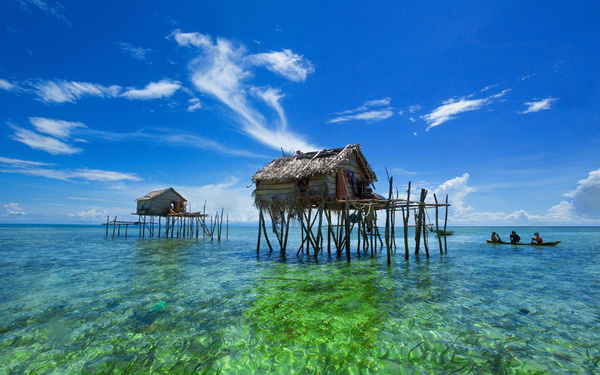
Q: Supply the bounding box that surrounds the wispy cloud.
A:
[17,0,70,25]
[248,49,315,82]
[520,97,557,114]
[253,87,287,130]
[29,117,86,139]
[31,80,122,103]
[0,156,55,166]
[328,97,394,124]
[0,165,142,182]
[121,79,181,100]
[10,125,83,155]
[0,79,15,91]
[187,98,202,112]
[172,30,317,152]
[85,128,266,158]
[118,42,154,62]
[4,202,26,216]
[422,89,510,131]
[0,154,141,182]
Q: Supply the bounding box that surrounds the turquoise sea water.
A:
[0,225,599,374]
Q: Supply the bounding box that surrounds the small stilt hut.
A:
[252,144,451,263]
[104,187,227,241]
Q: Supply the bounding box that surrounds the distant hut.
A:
[136,188,187,215]
[252,144,377,217]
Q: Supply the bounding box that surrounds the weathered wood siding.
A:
[137,190,186,215]
[255,174,333,202]
[254,157,369,203]
[336,160,364,200]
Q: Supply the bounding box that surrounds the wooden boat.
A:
[426,225,454,236]
[486,240,561,247]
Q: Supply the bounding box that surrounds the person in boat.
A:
[510,231,521,244]
[491,232,502,242]
[531,232,543,244]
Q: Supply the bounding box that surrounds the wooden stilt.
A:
[257,209,262,254]
[260,209,274,253]
[345,200,351,261]
[434,194,443,254]
[444,194,449,253]
[385,176,393,266]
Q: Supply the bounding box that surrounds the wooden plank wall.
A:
[137,190,186,215]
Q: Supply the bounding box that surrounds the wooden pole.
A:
[444,194,449,253]
[112,216,117,238]
[257,209,262,254]
[345,200,351,261]
[356,208,362,255]
[385,176,393,266]
[283,211,291,253]
[404,182,411,259]
[434,194,443,255]
[226,214,229,240]
[106,216,109,237]
[260,209,274,253]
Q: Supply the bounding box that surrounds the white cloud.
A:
[0,165,142,182]
[10,125,83,155]
[0,156,55,167]
[172,30,317,152]
[520,97,557,114]
[5,203,26,215]
[72,169,143,181]
[248,49,315,82]
[178,177,258,222]
[87,128,265,158]
[187,98,202,112]
[0,79,15,91]
[17,0,70,24]
[29,117,86,139]
[408,104,421,113]
[72,208,108,221]
[422,89,510,131]
[428,170,600,225]
[388,167,417,176]
[118,42,154,62]
[434,173,476,216]
[328,97,394,124]
[121,79,182,100]
[563,169,600,218]
[253,87,287,130]
[329,109,394,124]
[32,80,121,103]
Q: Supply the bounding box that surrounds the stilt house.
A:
[136,188,187,215]
[252,144,377,215]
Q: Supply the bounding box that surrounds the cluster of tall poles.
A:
[104,204,228,242]
[256,179,450,264]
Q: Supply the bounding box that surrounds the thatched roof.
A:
[252,144,377,183]
[136,187,187,202]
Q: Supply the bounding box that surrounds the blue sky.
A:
[1,0,599,225]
